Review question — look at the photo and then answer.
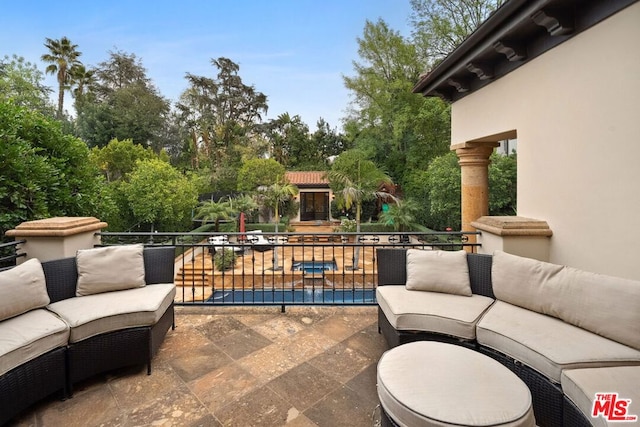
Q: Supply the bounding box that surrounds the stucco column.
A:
[454,142,499,248]
[5,217,108,263]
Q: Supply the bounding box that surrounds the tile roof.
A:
[285,171,329,186]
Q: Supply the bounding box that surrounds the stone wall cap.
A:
[471,216,553,237]
[6,217,108,237]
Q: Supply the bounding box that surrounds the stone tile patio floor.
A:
[11,305,388,427]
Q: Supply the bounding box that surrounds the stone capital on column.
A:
[454,142,498,167]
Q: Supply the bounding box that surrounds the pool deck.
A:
[10,305,388,427]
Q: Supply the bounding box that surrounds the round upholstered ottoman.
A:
[377,341,535,427]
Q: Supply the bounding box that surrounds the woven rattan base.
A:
[0,347,66,426]
[67,304,174,393]
[68,327,149,392]
[563,396,593,427]
[478,346,564,427]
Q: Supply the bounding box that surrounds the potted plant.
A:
[213,248,237,271]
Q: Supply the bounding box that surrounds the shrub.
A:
[337,218,357,232]
[245,223,286,232]
[213,248,237,271]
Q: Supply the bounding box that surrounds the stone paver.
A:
[9,305,387,427]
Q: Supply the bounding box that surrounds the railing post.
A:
[5,217,108,263]
[471,216,553,261]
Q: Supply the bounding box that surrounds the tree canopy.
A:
[0,100,113,237]
[237,158,286,192]
[0,55,53,115]
[119,158,198,232]
[343,18,451,191]
[75,50,170,149]
[410,0,505,68]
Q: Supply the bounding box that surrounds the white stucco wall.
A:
[450,3,640,280]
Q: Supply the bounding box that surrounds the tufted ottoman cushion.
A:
[377,341,535,427]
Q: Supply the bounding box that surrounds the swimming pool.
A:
[207,288,376,304]
[291,261,338,274]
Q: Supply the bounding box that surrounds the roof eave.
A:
[413,0,638,101]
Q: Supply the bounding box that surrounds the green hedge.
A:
[245,223,287,232]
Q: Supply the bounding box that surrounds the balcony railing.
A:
[98,231,479,309]
[0,240,26,272]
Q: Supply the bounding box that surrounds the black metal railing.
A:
[0,240,26,272]
[98,231,479,309]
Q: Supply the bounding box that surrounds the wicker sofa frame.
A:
[0,246,176,426]
[376,248,593,427]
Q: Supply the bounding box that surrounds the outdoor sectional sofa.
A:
[376,248,640,427]
[0,244,176,426]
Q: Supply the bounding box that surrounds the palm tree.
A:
[329,155,395,269]
[228,194,258,218]
[379,198,427,233]
[70,64,96,100]
[194,200,234,232]
[262,180,298,270]
[41,36,82,117]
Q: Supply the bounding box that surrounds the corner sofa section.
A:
[0,245,176,426]
[376,248,640,427]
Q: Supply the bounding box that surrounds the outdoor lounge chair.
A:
[244,230,273,252]
[208,236,245,254]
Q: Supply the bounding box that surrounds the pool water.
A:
[207,288,376,304]
[291,261,338,274]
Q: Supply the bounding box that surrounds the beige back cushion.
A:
[492,250,640,350]
[405,249,472,296]
[76,244,146,296]
[0,258,50,321]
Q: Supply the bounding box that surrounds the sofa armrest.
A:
[376,249,408,286]
[143,246,175,285]
[467,253,494,298]
[42,257,78,303]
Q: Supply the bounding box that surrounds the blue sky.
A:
[1,1,413,130]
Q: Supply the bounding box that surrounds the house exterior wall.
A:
[450,3,640,280]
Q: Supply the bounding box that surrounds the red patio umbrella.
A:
[239,212,246,240]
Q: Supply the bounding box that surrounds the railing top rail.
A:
[0,239,26,249]
[97,231,480,236]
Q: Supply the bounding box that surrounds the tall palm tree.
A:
[263,180,298,270]
[41,36,82,117]
[329,157,395,269]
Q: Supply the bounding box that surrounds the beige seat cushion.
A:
[48,284,175,343]
[0,259,50,321]
[561,366,640,427]
[377,286,494,340]
[76,244,146,296]
[377,341,535,427]
[405,249,472,296]
[477,301,640,383]
[492,250,640,350]
[0,309,69,376]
